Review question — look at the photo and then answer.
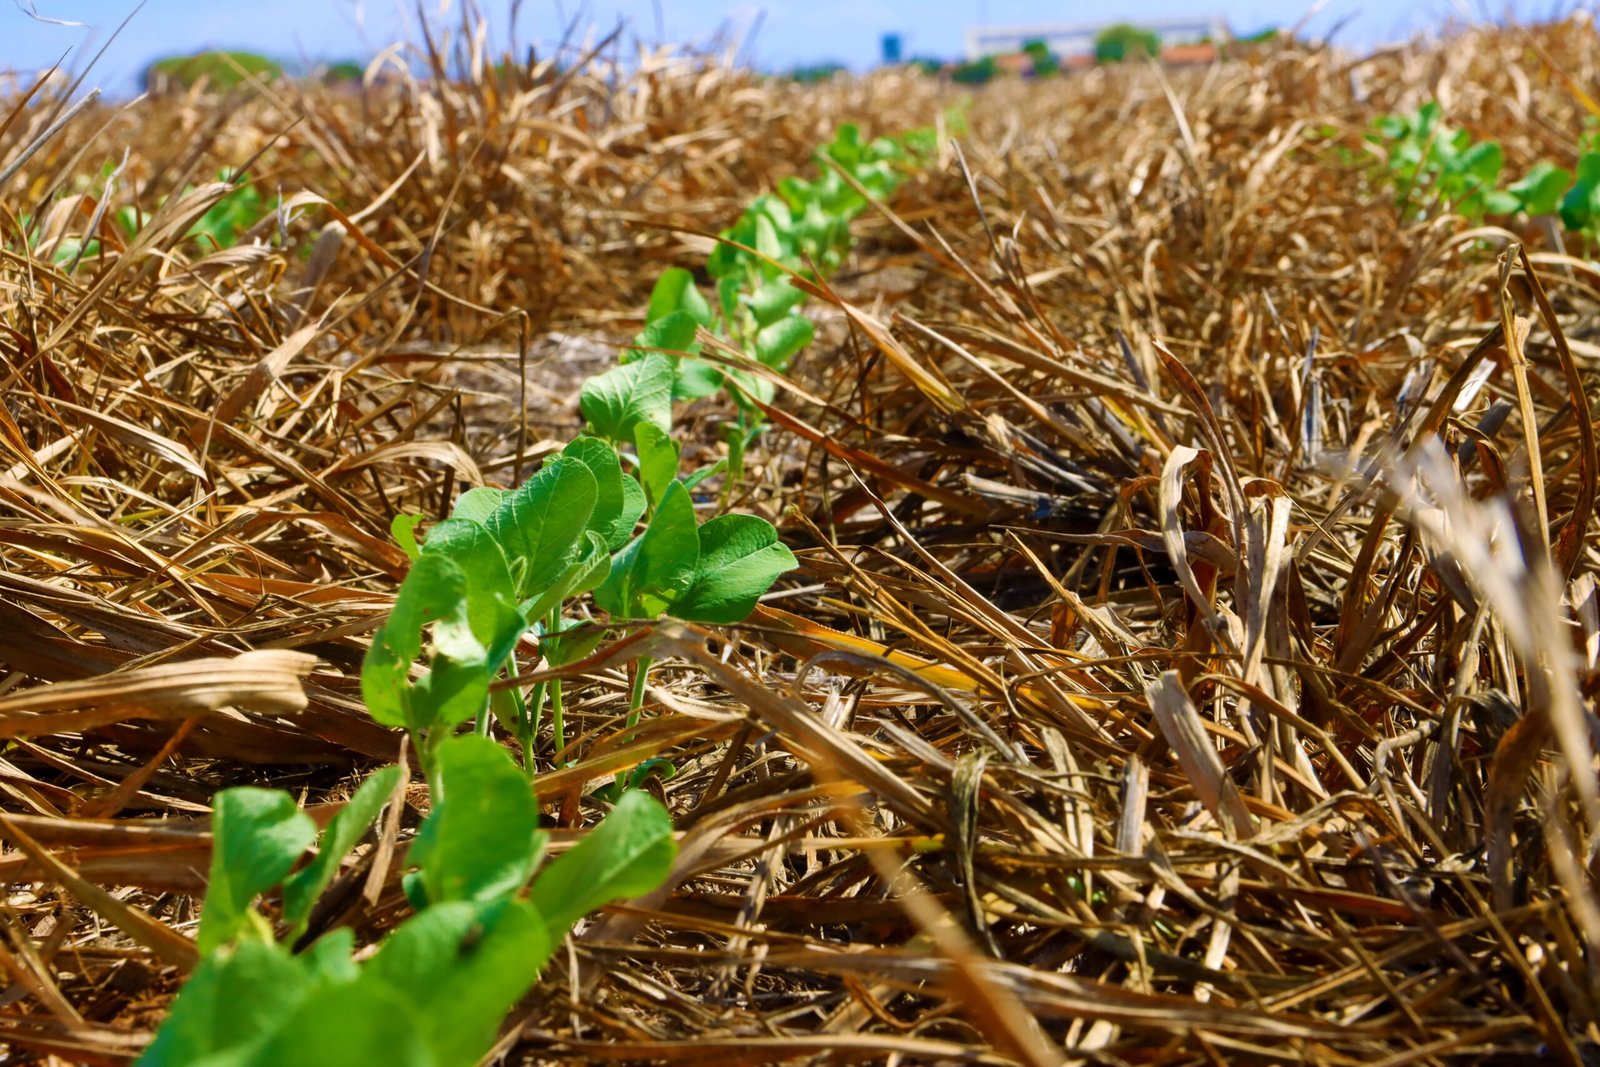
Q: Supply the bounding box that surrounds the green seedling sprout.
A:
[142,745,674,1067]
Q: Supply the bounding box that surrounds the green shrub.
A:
[319,60,366,83]
[951,56,997,85]
[1094,24,1161,64]
[145,51,284,91]
[1023,40,1059,76]
[789,63,847,84]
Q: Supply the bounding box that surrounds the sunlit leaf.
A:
[531,790,675,938]
[408,735,545,906]
[198,789,317,954]
[673,514,797,624]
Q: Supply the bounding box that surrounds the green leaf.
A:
[624,310,700,364]
[1458,140,1503,184]
[1509,162,1573,217]
[716,274,742,320]
[406,601,492,733]
[757,194,794,233]
[706,224,748,278]
[390,514,423,562]
[486,457,598,599]
[795,199,833,252]
[531,790,675,939]
[1416,101,1442,136]
[777,175,813,211]
[241,978,433,1067]
[867,134,903,161]
[1562,176,1597,231]
[1372,114,1406,140]
[645,268,713,327]
[540,621,607,668]
[619,474,647,542]
[1577,151,1600,187]
[522,530,611,622]
[673,514,797,624]
[753,213,785,272]
[282,766,404,936]
[746,278,807,327]
[564,529,613,597]
[630,479,701,609]
[450,487,505,524]
[1561,154,1600,232]
[137,940,311,1066]
[681,459,727,492]
[299,927,362,986]
[198,789,318,954]
[579,353,674,443]
[633,422,680,511]
[1482,189,1521,216]
[674,357,726,400]
[754,314,814,371]
[562,436,630,549]
[419,518,522,660]
[363,898,552,1067]
[360,644,413,731]
[362,553,469,727]
[409,735,545,906]
[855,163,898,201]
[721,365,777,411]
[594,481,700,619]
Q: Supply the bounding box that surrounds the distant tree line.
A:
[143,51,367,92]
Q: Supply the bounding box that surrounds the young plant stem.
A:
[545,607,568,765]
[492,683,534,776]
[521,681,547,777]
[549,677,566,765]
[625,654,653,730]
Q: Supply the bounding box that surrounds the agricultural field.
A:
[0,14,1598,1065]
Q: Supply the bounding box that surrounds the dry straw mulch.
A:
[1,17,1599,1065]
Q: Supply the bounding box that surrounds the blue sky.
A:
[0,0,1585,89]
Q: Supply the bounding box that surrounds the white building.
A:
[963,17,1229,60]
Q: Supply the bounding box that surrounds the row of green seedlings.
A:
[137,121,932,1067]
[599,122,936,487]
[1361,101,1600,240]
[137,422,763,1065]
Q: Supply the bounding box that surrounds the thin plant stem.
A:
[625,654,653,730]
[545,607,568,764]
[550,677,566,765]
[522,681,547,775]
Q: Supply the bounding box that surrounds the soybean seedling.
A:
[374,436,642,773]
[141,740,674,1067]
